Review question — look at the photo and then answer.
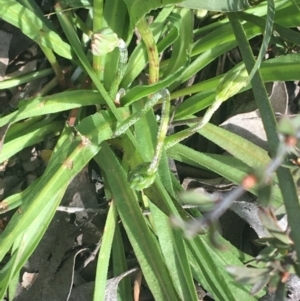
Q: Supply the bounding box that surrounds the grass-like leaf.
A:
[0,0,73,59]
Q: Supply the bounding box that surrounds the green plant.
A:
[1,0,300,300]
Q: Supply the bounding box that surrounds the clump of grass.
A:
[0,0,300,300]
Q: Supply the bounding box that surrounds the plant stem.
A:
[93,0,104,78]
[73,13,93,38]
[34,77,58,97]
[148,90,170,174]
[41,46,65,89]
[136,18,159,84]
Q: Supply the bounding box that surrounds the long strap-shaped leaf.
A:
[94,143,181,301]
[0,113,112,295]
[228,11,300,276]
[0,0,72,59]
[54,3,140,153]
[166,0,275,149]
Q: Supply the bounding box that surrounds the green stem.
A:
[148,89,170,174]
[93,0,104,78]
[34,76,58,97]
[40,46,65,89]
[136,18,159,84]
[113,90,164,137]
[73,13,93,38]
[165,99,223,150]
